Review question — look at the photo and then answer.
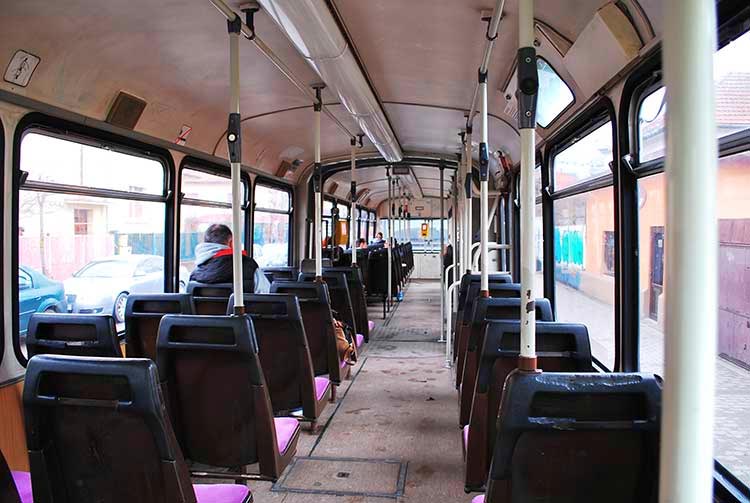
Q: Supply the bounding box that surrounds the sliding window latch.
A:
[621,154,637,176]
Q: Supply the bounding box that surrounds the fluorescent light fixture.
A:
[258,0,403,162]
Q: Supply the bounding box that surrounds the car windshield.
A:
[75,260,133,278]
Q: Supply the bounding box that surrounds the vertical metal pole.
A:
[440,164,446,342]
[659,1,718,501]
[517,0,538,369]
[308,221,314,258]
[350,138,358,265]
[313,86,324,279]
[453,186,459,307]
[499,196,507,271]
[226,17,245,313]
[387,168,393,311]
[479,68,490,295]
[465,129,473,273]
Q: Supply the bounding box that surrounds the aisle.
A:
[250,280,465,502]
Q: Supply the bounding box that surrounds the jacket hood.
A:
[194,242,228,266]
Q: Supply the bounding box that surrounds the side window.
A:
[179,165,247,287]
[253,183,292,268]
[552,119,615,369]
[18,131,168,346]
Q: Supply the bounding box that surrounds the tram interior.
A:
[0,1,749,502]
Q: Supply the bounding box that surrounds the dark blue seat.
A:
[124,293,193,360]
[26,313,121,358]
[228,293,331,425]
[464,320,594,492]
[482,372,662,503]
[156,314,300,481]
[187,281,233,315]
[23,354,252,503]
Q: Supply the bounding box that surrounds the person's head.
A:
[204,224,233,246]
[376,232,383,240]
[358,238,367,248]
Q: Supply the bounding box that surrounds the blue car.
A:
[19,265,66,338]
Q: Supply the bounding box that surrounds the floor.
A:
[246,279,467,502]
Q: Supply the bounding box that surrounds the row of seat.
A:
[366,243,414,317]
[451,273,662,502]
[7,266,378,502]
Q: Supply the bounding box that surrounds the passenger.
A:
[189,224,270,293]
[357,238,368,249]
[374,232,385,245]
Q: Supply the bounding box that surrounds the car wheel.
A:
[43,306,57,313]
[114,292,128,323]
[179,280,186,292]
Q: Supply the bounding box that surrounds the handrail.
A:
[444,279,462,368]
[208,0,355,139]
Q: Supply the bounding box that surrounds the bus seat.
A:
[464,321,593,492]
[455,274,513,329]
[156,314,299,481]
[300,258,332,274]
[26,313,121,358]
[458,298,554,427]
[228,293,331,425]
[1,447,30,503]
[262,266,299,282]
[483,372,662,503]
[270,281,342,385]
[299,271,361,349]
[455,282,521,386]
[324,266,371,342]
[187,282,233,314]
[124,293,193,360]
[22,354,252,503]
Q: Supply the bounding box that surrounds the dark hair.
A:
[376,232,383,239]
[204,224,232,244]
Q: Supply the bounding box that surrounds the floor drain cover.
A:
[272,456,407,498]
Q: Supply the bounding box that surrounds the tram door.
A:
[649,226,665,321]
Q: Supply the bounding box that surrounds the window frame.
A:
[536,56,576,129]
[252,178,294,267]
[0,117,4,368]
[620,7,750,492]
[12,113,176,366]
[177,157,251,289]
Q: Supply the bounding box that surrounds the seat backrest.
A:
[299,272,357,332]
[187,281,233,314]
[468,298,554,352]
[458,273,513,308]
[300,258,332,274]
[0,448,21,503]
[227,293,316,413]
[270,281,341,383]
[156,314,279,470]
[263,267,299,282]
[125,293,194,360]
[324,266,369,340]
[475,321,594,473]
[23,354,197,503]
[486,372,662,503]
[26,313,122,358]
[456,282,520,335]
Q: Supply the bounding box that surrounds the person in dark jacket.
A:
[189,224,270,293]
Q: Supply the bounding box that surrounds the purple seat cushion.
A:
[471,495,485,503]
[11,471,32,503]
[315,376,331,401]
[462,425,469,450]
[355,333,365,348]
[194,483,251,503]
[274,417,300,455]
[368,320,375,331]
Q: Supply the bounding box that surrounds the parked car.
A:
[19,265,66,338]
[64,255,189,324]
